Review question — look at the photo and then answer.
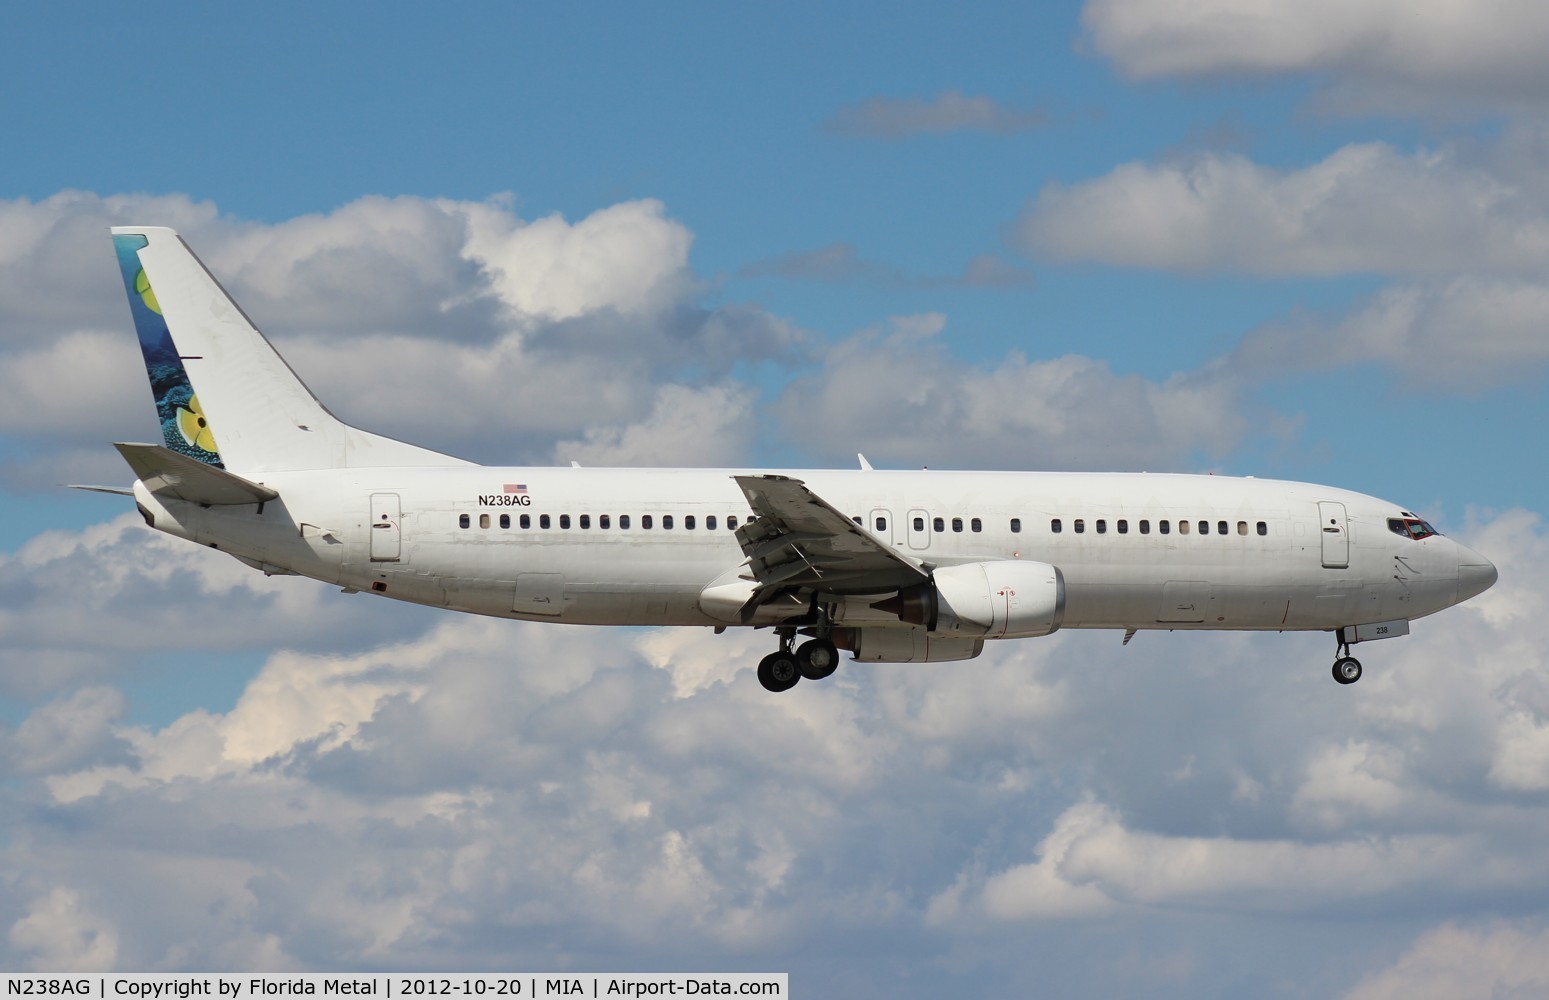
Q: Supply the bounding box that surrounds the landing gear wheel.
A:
[796,639,839,681]
[758,651,801,693]
[1332,656,1363,685]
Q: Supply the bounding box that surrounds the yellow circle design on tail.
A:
[176,395,218,453]
[134,268,162,315]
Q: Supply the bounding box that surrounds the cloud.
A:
[933,797,1475,922]
[551,383,757,467]
[1081,0,1549,115]
[8,888,119,972]
[0,513,441,698]
[1345,921,1549,1000]
[1227,277,1549,389]
[0,504,1531,985]
[0,191,809,479]
[1015,140,1549,389]
[1016,143,1549,278]
[776,313,1245,470]
[0,191,220,342]
[822,90,1046,138]
[461,199,694,322]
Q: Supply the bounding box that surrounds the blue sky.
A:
[4,2,1549,995]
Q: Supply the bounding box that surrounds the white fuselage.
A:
[132,466,1492,636]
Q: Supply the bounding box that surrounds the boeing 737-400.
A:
[87,227,1497,692]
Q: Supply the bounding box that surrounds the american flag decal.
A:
[504,484,528,494]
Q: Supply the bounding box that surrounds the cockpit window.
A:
[1388,517,1440,540]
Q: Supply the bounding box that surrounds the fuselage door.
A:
[907,508,931,550]
[870,508,897,547]
[369,493,402,562]
[1318,501,1349,569]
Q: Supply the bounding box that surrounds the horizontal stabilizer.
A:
[114,442,279,506]
[65,484,135,496]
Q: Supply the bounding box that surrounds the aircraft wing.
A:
[732,475,929,617]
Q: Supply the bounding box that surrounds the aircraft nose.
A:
[1456,545,1498,604]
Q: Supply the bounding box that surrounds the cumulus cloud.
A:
[0,513,441,697]
[822,90,1047,138]
[0,191,809,479]
[1228,277,1549,389]
[1014,139,1549,389]
[0,191,220,341]
[551,383,757,468]
[1017,143,1549,278]
[0,504,1533,988]
[461,199,694,322]
[1345,921,1549,1000]
[1082,0,1549,115]
[776,313,1245,470]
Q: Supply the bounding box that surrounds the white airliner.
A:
[90,227,1497,691]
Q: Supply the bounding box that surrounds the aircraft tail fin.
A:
[110,227,473,473]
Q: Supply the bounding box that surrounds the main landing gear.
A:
[756,627,840,693]
[1332,631,1362,685]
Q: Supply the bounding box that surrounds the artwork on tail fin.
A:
[112,234,224,468]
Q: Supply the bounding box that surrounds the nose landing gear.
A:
[756,627,841,692]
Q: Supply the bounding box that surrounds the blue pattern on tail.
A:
[112,234,224,468]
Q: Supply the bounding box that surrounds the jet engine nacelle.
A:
[832,626,983,663]
[874,560,1066,639]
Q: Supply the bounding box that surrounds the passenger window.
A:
[642,515,652,529]
[1160,520,1170,535]
[663,515,674,530]
[1218,520,1229,536]
[1139,520,1150,534]
[1075,519,1085,534]
[706,515,717,530]
[1117,519,1128,534]
[1096,519,1107,534]
[851,515,861,524]
[952,517,963,533]
[601,514,611,529]
[1257,521,1267,536]
[1178,520,1189,535]
[1237,521,1247,536]
[875,516,887,531]
[971,518,982,533]
[1198,520,1209,535]
[500,514,510,529]
[579,514,590,529]
[1010,518,1021,534]
[914,516,925,532]
[459,514,470,529]
[540,514,551,529]
[479,513,490,529]
[727,515,737,529]
[685,515,695,530]
[1051,519,1062,533]
[934,517,945,532]
[560,514,571,529]
[520,514,530,529]
[620,514,631,529]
